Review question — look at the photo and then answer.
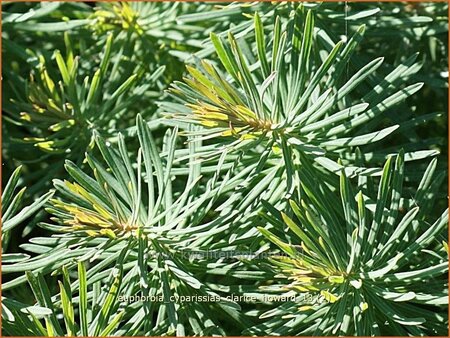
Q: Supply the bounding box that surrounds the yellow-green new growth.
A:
[171,60,273,139]
[92,2,144,35]
[50,181,138,239]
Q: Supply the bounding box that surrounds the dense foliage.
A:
[1,1,448,336]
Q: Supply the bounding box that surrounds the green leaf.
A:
[320,125,399,147]
[78,261,88,336]
[2,166,23,212]
[254,12,270,78]
[210,32,239,82]
[58,280,75,336]
[3,191,54,233]
[257,226,298,258]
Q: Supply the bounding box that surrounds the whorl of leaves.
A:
[1,2,448,337]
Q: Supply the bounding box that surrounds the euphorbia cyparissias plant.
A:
[165,9,435,192]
